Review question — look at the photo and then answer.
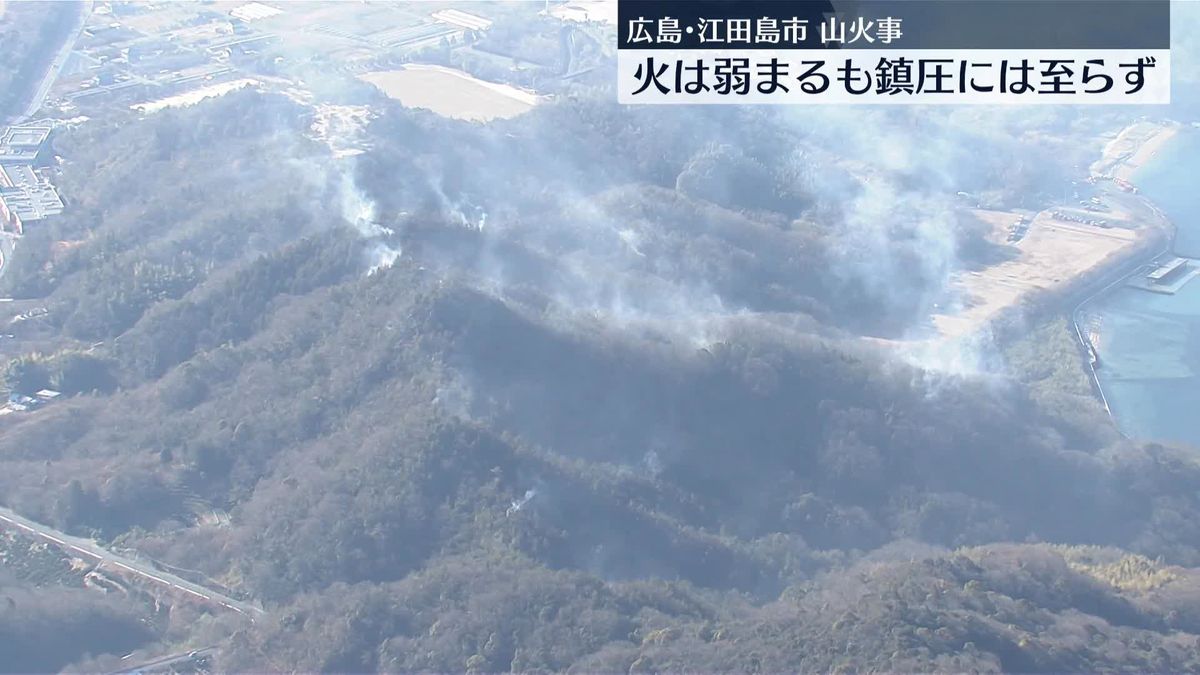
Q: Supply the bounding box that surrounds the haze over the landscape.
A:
[1,1,1200,673]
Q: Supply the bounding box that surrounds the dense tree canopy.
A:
[0,1,78,122]
[0,78,1195,672]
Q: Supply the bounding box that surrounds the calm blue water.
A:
[1092,130,1200,448]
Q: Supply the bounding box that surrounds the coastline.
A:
[1073,119,1184,432]
[1092,120,1181,182]
[1116,124,1179,183]
[885,121,1181,364]
[930,122,1180,344]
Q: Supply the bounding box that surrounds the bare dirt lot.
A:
[360,65,539,122]
[932,208,1141,338]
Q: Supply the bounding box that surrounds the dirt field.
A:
[360,65,539,122]
[931,208,1141,338]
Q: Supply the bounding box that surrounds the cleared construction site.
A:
[359,64,541,122]
[932,206,1147,339]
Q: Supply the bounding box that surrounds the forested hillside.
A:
[2,86,1200,671]
[0,0,78,122]
[0,571,152,672]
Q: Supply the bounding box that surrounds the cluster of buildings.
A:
[53,3,249,111]
[49,0,496,119]
[0,121,63,235]
[2,388,61,414]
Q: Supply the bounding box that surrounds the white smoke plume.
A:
[506,489,537,516]
[337,166,401,274]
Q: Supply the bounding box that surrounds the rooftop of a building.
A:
[1148,257,1188,281]
[0,164,40,190]
[0,122,54,164]
[0,124,52,148]
[431,8,493,32]
[0,183,65,222]
[230,2,281,22]
[0,147,39,163]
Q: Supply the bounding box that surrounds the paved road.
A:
[110,646,217,675]
[0,505,263,617]
[12,0,93,124]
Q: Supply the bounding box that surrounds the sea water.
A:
[1091,130,1200,448]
